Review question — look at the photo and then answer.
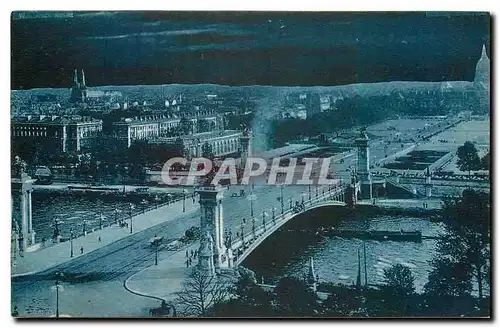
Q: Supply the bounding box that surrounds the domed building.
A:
[474,44,490,112]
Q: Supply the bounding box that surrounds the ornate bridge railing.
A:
[230,184,348,266]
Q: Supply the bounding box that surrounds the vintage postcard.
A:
[11,11,491,318]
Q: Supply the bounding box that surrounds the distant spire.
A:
[73,69,78,85]
[81,69,86,87]
[482,44,488,58]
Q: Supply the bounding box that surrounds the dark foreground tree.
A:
[424,258,473,297]
[274,277,319,316]
[383,264,415,295]
[439,189,490,300]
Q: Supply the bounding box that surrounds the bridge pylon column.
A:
[239,129,252,174]
[197,186,226,272]
[15,173,35,251]
[355,131,373,200]
[198,231,216,277]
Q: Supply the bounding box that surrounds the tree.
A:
[11,156,28,178]
[321,285,364,316]
[179,117,193,135]
[197,118,210,133]
[481,151,490,171]
[274,277,318,316]
[424,258,473,297]
[174,268,234,317]
[439,189,490,299]
[456,141,481,177]
[383,264,415,295]
[202,142,214,160]
[173,138,187,158]
[212,267,277,317]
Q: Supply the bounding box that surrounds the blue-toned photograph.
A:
[10,11,490,318]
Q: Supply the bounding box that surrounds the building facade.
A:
[113,112,220,148]
[150,130,242,159]
[11,115,103,153]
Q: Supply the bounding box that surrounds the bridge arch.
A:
[233,199,347,266]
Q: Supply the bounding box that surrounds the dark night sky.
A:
[11,11,490,90]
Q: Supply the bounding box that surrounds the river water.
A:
[242,207,445,293]
[11,191,181,242]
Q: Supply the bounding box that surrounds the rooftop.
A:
[12,115,102,125]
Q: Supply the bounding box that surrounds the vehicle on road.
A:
[34,166,53,185]
[149,235,163,247]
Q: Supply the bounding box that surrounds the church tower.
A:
[70,68,87,103]
[73,69,79,87]
[81,69,86,88]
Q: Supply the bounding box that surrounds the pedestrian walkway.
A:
[12,196,200,276]
[125,242,200,302]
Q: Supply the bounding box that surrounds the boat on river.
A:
[319,227,422,242]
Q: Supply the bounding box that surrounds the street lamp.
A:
[252,217,256,239]
[152,235,162,266]
[141,199,148,213]
[262,211,267,231]
[182,189,187,212]
[272,207,276,224]
[52,218,62,240]
[154,195,161,209]
[114,208,120,225]
[53,272,64,318]
[247,193,257,218]
[308,185,312,201]
[129,203,135,234]
[240,220,245,243]
[69,228,74,258]
[82,220,87,236]
[279,184,284,214]
[289,198,293,210]
[99,214,104,230]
